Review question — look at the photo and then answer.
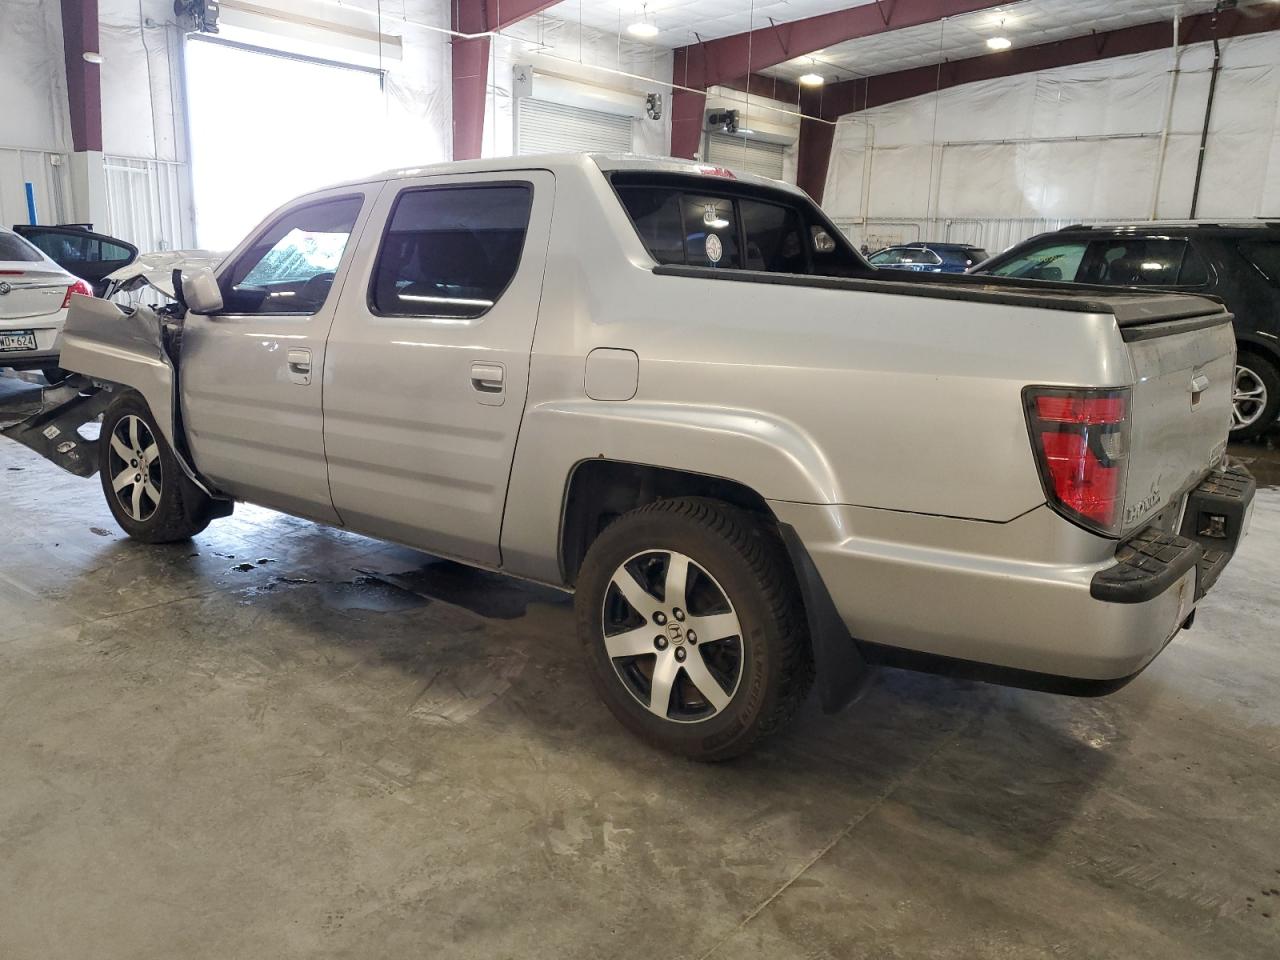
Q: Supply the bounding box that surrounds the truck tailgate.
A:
[1120,311,1235,534]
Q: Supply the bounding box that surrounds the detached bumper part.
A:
[1091,464,1255,604]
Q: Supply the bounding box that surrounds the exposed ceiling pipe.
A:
[1189,33,1222,219]
[1149,13,1181,220]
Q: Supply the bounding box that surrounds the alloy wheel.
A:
[1232,363,1268,431]
[601,550,744,723]
[108,414,163,522]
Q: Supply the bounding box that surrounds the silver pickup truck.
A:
[11,154,1255,760]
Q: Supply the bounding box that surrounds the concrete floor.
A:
[2,371,1280,960]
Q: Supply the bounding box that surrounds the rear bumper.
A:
[1091,465,1255,604]
[771,466,1253,687]
[0,318,64,370]
[0,352,60,371]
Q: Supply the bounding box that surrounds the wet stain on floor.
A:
[318,574,431,613]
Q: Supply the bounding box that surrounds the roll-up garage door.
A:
[516,99,635,156]
[706,134,786,180]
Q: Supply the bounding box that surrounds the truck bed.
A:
[653,264,1229,332]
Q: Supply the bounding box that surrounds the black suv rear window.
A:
[1240,241,1280,285]
[613,178,864,278]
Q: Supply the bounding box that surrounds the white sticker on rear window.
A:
[706,233,723,264]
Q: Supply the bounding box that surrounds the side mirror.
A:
[178,265,223,314]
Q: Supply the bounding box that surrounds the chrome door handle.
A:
[471,361,505,406]
[288,348,313,385]
[1189,375,1210,394]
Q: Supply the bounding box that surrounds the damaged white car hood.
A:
[105,249,225,299]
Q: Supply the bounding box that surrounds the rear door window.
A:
[1240,241,1280,285]
[1078,238,1202,286]
[370,183,533,319]
[988,241,1088,282]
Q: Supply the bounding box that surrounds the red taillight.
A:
[61,277,93,309]
[1024,386,1130,537]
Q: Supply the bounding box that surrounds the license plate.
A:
[0,330,37,352]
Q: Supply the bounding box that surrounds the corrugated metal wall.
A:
[516,99,634,155]
[706,134,786,180]
[103,156,193,251]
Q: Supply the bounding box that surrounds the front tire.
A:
[1231,352,1280,442]
[98,392,219,542]
[575,498,813,761]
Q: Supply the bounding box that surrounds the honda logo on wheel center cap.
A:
[666,622,684,644]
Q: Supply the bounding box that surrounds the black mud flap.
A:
[778,523,875,713]
[0,376,114,477]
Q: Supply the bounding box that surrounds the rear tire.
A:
[1231,352,1280,442]
[98,392,220,542]
[575,497,813,761]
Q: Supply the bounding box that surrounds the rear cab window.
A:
[611,173,867,279]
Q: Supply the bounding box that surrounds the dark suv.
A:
[973,223,1280,440]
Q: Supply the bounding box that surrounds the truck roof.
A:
[328,152,805,197]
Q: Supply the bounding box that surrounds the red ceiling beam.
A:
[60,0,102,153]
[671,0,1004,158]
[674,0,1009,91]
[451,0,562,160]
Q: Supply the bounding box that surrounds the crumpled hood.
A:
[105,249,226,298]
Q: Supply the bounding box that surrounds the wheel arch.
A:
[1235,334,1280,367]
[558,459,773,587]
[557,460,873,714]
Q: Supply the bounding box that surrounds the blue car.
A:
[868,242,989,274]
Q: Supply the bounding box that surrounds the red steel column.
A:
[60,0,103,152]
[451,34,490,160]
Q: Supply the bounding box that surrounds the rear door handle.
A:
[471,361,505,406]
[288,348,313,385]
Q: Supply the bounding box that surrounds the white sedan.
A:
[0,226,93,382]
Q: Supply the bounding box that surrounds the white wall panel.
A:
[0,0,71,153]
[824,32,1280,247]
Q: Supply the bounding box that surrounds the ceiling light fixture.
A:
[987,36,1012,51]
[628,3,658,39]
[799,72,825,86]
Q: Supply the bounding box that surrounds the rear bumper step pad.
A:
[1091,464,1255,604]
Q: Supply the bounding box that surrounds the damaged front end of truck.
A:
[2,272,220,502]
